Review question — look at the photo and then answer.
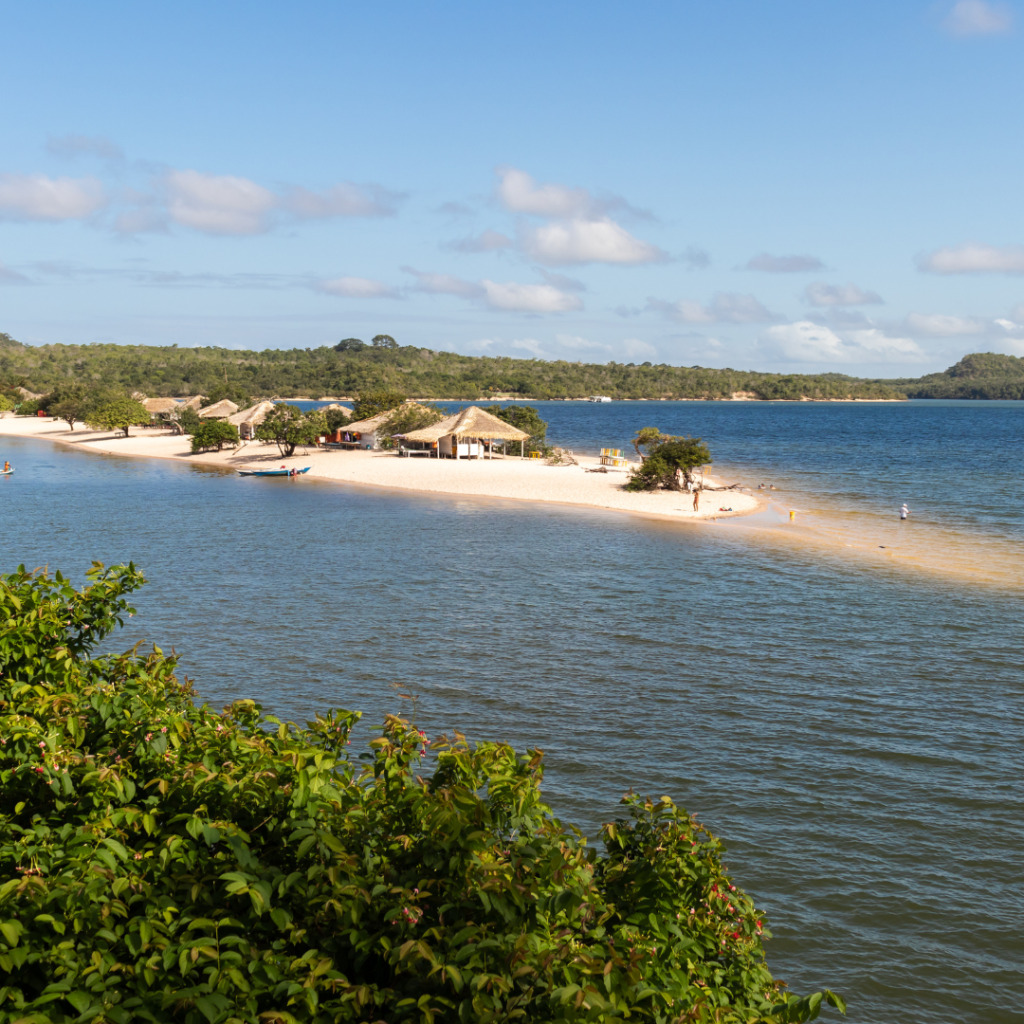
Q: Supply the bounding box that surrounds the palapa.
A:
[179,395,205,411]
[227,400,276,429]
[345,402,433,434]
[142,397,181,415]
[402,405,530,443]
[198,399,239,419]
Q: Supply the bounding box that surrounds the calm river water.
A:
[2,401,1022,1024]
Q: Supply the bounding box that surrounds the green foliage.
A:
[631,427,667,461]
[382,403,444,438]
[625,435,713,492]
[0,564,844,1024]
[324,407,352,432]
[0,333,908,401]
[204,385,253,409]
[483,404,551,456]
[351,388,406,421]
[891,352,1024,399]
[47,382,93,431]
[255,403,327,457]
[85,398,150,438]
[16,399,45,417]
[191,421,240,454]
[371,334,398,349]
[177,407,203,436]
[0,394,13,412]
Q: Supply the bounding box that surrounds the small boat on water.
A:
[586,395,612,403]
[238,466,311,477]
[0,468,13,477]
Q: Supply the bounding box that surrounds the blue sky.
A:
[2,0,1023,375]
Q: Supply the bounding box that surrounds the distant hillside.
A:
[886,352,1024,399]
[0,332,906,402]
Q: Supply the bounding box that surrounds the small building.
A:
[198,399,239,420]
[402,406,531,459]
[228,400,276,440]
[143,397,181,419]
[341,409,398,449]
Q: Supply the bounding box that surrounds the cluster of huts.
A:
[143,398,533,458]
[142,397,277,439]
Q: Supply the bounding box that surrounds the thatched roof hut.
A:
[198,399,239,419]
[143,397,181,416]
[179,395,205,411]
[403,405,531,459]
[227,400,275,437]
[403,406,530,443]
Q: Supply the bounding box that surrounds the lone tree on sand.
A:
[47,382,92,431]
[86,397,149,438]
[632,426,668,462]
[625,434,711,492]
[255,402,326,457]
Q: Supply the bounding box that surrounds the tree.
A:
[351,387,406,420]
[625,435,712,492]
[372,333,398,349]
[632,426,667,461]
[176,406,203,436]
[0,562,844,1024]
[255,402,327,456]
[335,337,366,352]
[190,420,240,453]
[380,402,444,440]
[484,403,551,456]
[85,397,149,438]
[204,383,252,408]
[47,382,91,431]
[325,406,352,432]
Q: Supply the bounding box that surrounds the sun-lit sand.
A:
[0,417,762,522]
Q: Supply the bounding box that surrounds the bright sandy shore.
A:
[0,416,762,523]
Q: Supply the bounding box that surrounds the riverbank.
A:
[0,417,762,523]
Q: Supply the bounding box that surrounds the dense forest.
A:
[0,331,907,401]
[882,352,1024,399]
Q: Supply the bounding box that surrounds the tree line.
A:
[1,330,906,401]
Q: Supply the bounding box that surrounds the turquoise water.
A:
[1,402,1022,1023]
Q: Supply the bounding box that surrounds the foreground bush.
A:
[191,421,240,453]
[0,564,844,1024]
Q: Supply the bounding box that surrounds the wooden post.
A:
[521,440,524,459]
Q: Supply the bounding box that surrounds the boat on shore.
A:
[238,466,311,477]
[586,396,612,403]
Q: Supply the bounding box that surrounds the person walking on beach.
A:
[900,503,910,520]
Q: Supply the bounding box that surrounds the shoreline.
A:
[0,417,764,524]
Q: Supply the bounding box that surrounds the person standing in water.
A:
[900,503,910,520]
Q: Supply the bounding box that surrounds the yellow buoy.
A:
[789,510,796,521]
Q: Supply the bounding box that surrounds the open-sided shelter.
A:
[228,400,275,439]
[198,399,239,419]
[402,405,531,459]
[142,398,181,417]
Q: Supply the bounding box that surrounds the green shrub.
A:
[177,407,203,436]
[0,565,844,1024]
[483,404,551,456]
[625,436,712,492]
[191,420,240,453]
[351,388,405,421]
[85,398,150,438]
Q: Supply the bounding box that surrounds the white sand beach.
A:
[0,416,762,523]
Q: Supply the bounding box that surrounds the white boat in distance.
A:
[586,395,612,402]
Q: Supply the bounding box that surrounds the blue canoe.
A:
[238,466,311,477]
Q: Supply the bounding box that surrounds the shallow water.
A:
[1,402,1022,1024]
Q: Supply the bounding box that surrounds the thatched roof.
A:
[322,403,354,415]
[179,395,205,411]
[403,405,530,443]
[344,402,431,434]
[198,399,239,419]
[228,400,276,428]
[143,397,181,415]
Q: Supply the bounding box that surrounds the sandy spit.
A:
[0,417,762,523]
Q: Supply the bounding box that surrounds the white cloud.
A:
[284,182,399,219]
[496,167,593,218]
[942,0,1013,36]
[804,282,883,306]
[917,241,1024,274]
[555,334,611,352]
[402,267,482,298]
[623,338,657,360]
[904,312,989,336]
[0,174,105,221]
[318,276,397,299]
[511,338,547,356]
[165,170,276,235]
[522,218,665,265]
[745,252,825,273]
[649,292,779,324]
[481,279,583,312]
[446,229,513,253]
[761,321,924,363]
